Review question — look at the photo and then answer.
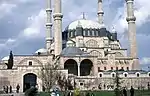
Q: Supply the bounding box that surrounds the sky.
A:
[0,0,150,70]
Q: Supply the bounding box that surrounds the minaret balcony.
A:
[126,16,136,22]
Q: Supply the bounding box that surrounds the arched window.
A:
[127,67,129,70]
[99,74,102,77]
[136,73,140,77]
[111,67,113,70]
[86,39,98,47]
[124,73,127,77]
[112,74,115,77]
[116,67,118,70]
[28,61,33,66]
[90,50,102,58]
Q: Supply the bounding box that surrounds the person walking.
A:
[3,86,6,93]
[6,86,9,93]
[16,84,20,93]
[9,85,12,93]
[123,87,127,96]
[130,86,134,96]
[67,91,73,96]
[91,92,95,96]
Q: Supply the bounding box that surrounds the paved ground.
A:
[0,93,24,96]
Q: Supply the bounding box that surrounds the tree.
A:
[40,62,62,92]
[114,70,123,96]
[6,51,14,69]
[39,56,71,92]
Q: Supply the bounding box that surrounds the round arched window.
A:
[112,74,115,77]
[124,74,127,77]
[99,74,102,77]
[137,73,140,77]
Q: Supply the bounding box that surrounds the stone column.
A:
[97,0,104,24]
[46,0,53,51]
[53,0,63,56]
[78,63,80,76]
[125,0,139,70]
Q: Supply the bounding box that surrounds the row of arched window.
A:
[97,60,129,65]
[98,67,129,71]
[68,29,109,38]
[99,72,150,78]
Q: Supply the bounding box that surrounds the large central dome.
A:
[68,19,103,30]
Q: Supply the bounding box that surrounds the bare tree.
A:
[39,56,72,92]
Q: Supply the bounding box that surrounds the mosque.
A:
[0,0,150,92]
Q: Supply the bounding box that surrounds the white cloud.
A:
[140,57,150,65]
[0,3,17,19]
[113,0,150,34]
[22,9,46,39]
[0,38,16,52]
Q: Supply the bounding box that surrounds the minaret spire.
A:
[46,0,53,52]
[97,0,104,24]
[125,0,139,70]
[53,0,63,56]
[82,12,86,19]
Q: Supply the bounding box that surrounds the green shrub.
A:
[25,87,38,96]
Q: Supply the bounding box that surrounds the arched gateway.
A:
[64,59,78,75]
[23,73,37,92]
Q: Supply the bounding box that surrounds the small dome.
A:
[67,19,103,30]
[2,56,9,61]
[35,48,47,54]
[61,47,83,56]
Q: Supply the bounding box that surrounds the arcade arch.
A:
[23,73,37,92]
[64,59,78,75]
[80,59,93,76]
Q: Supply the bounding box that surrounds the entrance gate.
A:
[23,73,37,92]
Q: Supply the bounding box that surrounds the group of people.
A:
[122,86,134,96]
[3,84,20,94]
[3,85,12,93]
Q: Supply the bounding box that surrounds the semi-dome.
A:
[67,19,104,30]
[61,47,83,56]
[35,48,47,54]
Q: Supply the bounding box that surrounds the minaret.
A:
[46,0,53,51]
[97,0,104,24]
[125,0,137,58]
[125,0,139,70]
[53,0,63,56]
